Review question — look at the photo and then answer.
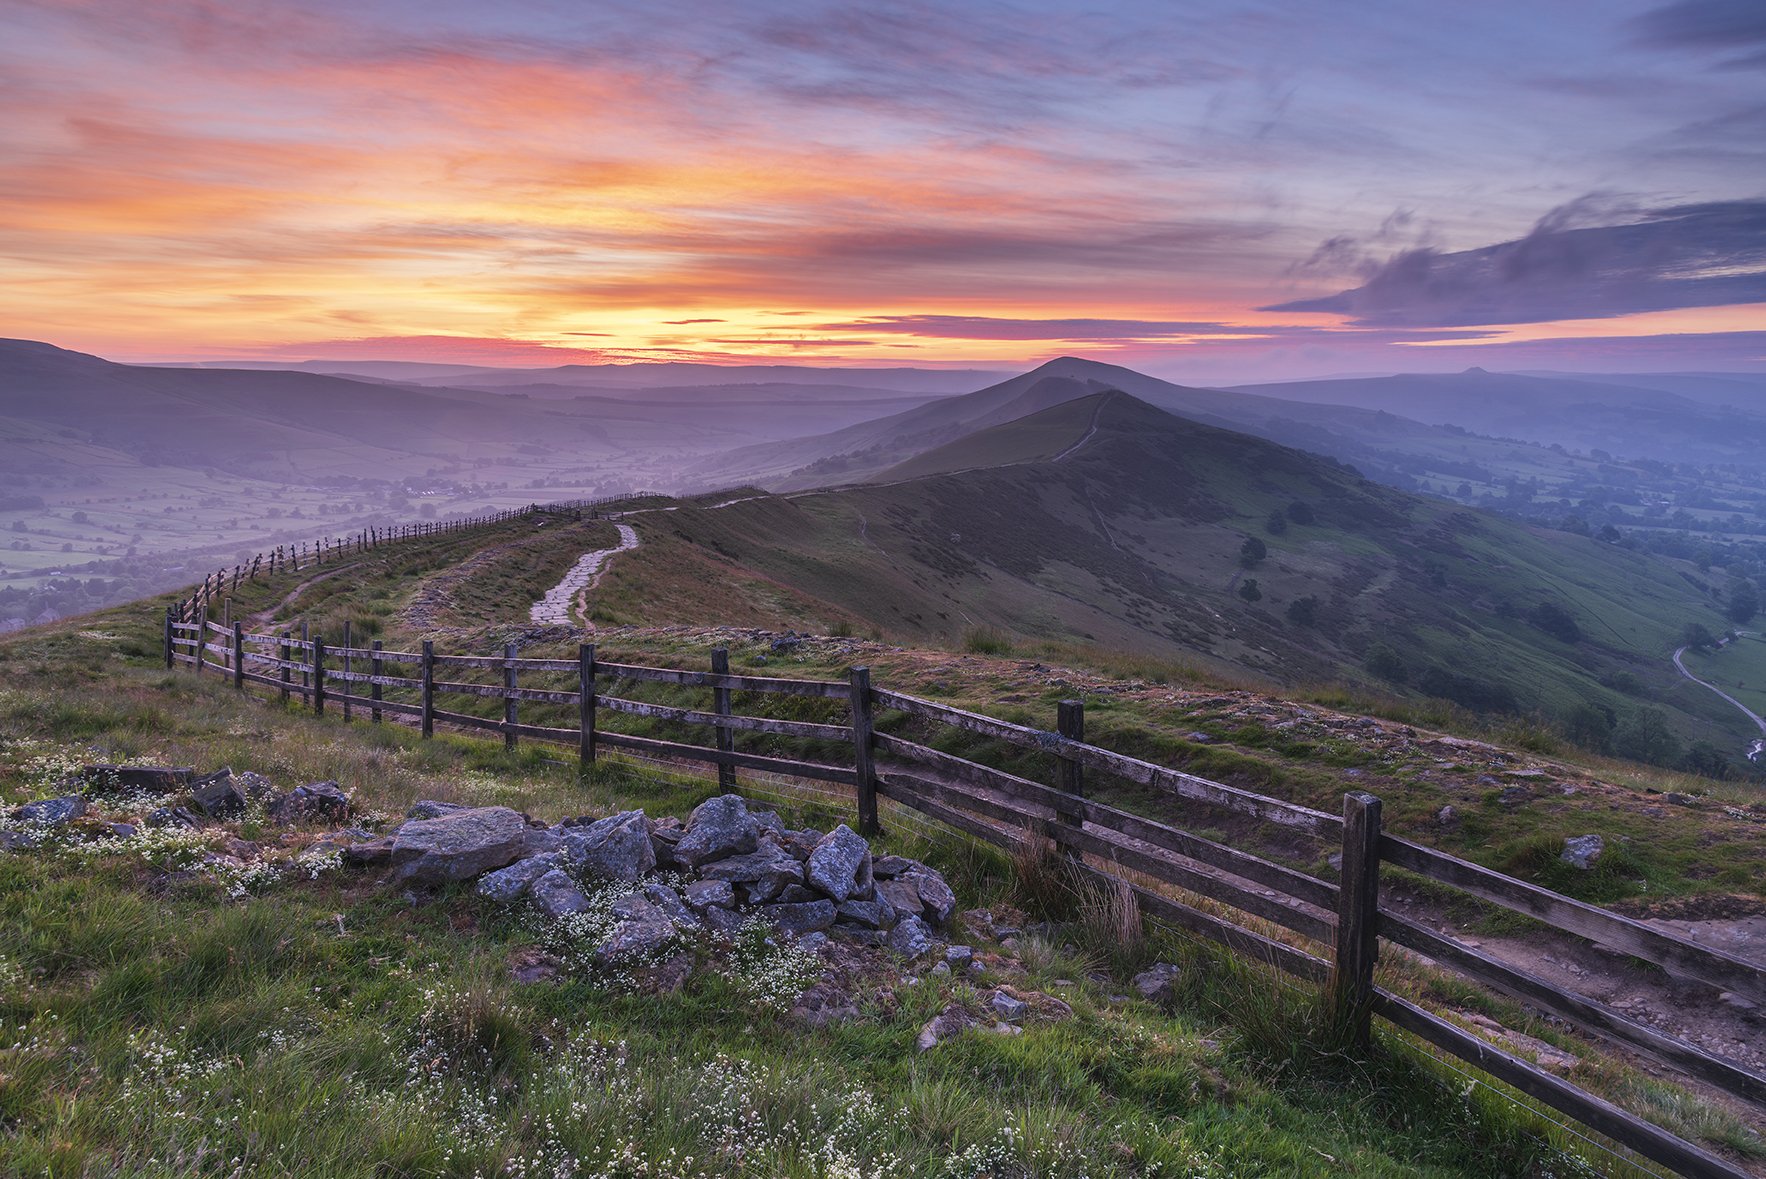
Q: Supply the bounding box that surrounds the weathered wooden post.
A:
[311,636,326,716]
[578,642,597,771]
[503,641,518,752]
[1056,698,1085,858]
[370,639,383,723]
[279,632,291,703]
[1332,791,1383,1050]
[163,607,174,669]
[849,666,879,836]
[711,648,735,789]
[420,640,435,739]
[300,621,310,692]
[341,621,353,724]
[231,622,244,691]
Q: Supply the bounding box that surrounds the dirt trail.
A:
[527,524,640,628]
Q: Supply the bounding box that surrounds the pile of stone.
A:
[347,793,957,961]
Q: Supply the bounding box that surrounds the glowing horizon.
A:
[3,1,1763,382]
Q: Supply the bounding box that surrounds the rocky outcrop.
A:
[389,806,532,884]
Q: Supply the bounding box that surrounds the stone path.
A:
[530,524,640,626]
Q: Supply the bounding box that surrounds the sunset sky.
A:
[2,0,1762,380]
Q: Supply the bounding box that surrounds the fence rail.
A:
[163,616,1764,1179]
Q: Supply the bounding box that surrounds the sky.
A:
[1,0,1762,381]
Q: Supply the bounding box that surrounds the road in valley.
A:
[1671,642,1766,761]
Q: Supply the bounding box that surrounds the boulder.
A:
[389,806,531,884]
[872,854,914,879]
[674,795,760,866]
[406,800,469,820]
[806,825,873,903]
[596,896,678,961]
[779,828,822,861]
[530,869,591,918]
[683,878,735,912]
[753,810,786,838]
[646,816,685,867]
[343,837,394,866]
[144,805,204,830]
[699,905,748,938]
[775,883,822,904]
[759,899,836,937]
[191,769,248,818]
[0,830,40,852]
[475,853,561,902]
[1132,962,1182,1005]
[698,839,804,903]
[916,1003,978,1052]
[11,795,86,826]
[267,781,351,825]
[887,914,935,959]
[944,945,974,969]
[835,898,897,929]
[561,810,655,880]
[899,863,956,924]
[990,990,1028,1024]
[639,883,699,929]
[1561,834,1605,870]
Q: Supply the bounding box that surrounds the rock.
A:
[1435,805,1459,828]
[11,795,86,826]
[793,978,860,1027]
[699,905,748,938]
[233,771,277,803]
[529,869,591,918]
[638,950,694,995]
[698,840,804,903]
[841,928,887,947]
[990,990,1028,1023]
[105,822,137,839]
[596,897,678,961]
[932,961,951,977]
[0,830,40,852]
[521,827,563,857]
[1497,786,1531,808]
[1561,834,1605,870]
[343,837,394,865]
[916,1003,978,1051]
[899,863,957,924]
[509,946,564,984]
[79,765,193,795]
[772,883,818,903]
[760,900,837,936]
[646,817,685,867]
[683,878,735,912]
[640,883,699,929]
[779,828,822,860]
[990,1021,1023,1037]
[561,811,656,881]
[674,795,760,867]
[796,931,830,954]
[887,914,935,959]
[406,800,469,820]
[876,877,922,919]
[753,810,785,838]
[1132,962,1182,1004]
[145,805,204,830]
[267,781,350,825]
[872,854,914,879]
[945,945,974,968]
[806,825,873,903]
[389,806,532,884]
[475,854,561,902]
[836,898,897,929]
[191,769,249,818]
[1185,731,1215,744]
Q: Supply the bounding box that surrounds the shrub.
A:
[1237,578,1261,603]
[1363,642,1406,683]
[1527,601,1582,644]
[1285,595,1319,626]
[962,626,1012,656]
[1238,537,1267,568]
[1613,707,1682,767]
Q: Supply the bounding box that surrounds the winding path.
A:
[1671,642,1766,745]
[530,524,640,627]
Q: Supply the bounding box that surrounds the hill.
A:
[601,390,1753,762]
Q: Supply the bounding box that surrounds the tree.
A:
[1364,642,1407,683]
[1286,501,1315,525]
[1681,742,1733,781]
[1264,510,1287,535]
[1238,537,1267,568]
[1596,524,1622,543]
[1286,595,1320,626]
[1528,601,1582,644]
[1562,703,1613,752]
[1237,578,1261,602]
[1681,623,1717,651]
[1613,708,1683,767]
[1727,579,1759,625]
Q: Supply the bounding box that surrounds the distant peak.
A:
[1463,366,1489,374]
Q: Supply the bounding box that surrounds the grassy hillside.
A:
[601,391,1751,765]
[6,592,1722,1177]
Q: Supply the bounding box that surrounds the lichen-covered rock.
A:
[475,853,561,902]
[639,882,700,929]
[990,990,1028,1023]
[759,899,836,936]
[887,914,935,959]
[1132,962,1181,1004]
[806,824,873,903]
[406,800,469,820]
[596,896,678,961]
[916,1003,977,1051]
[530,869,591,917]
[698,839,804,903]
[674,795,760,866]
[561,810,655,880]
[267,781,350,825]
[683,878,735,912]
[899,863,956,924]
[389,806,530,884]
[191,769,248,818]
[835,898,897,929]
[11,795,85,826]
[872,854,914,879]
[145,805,204,830]
[1561,834,1604,870]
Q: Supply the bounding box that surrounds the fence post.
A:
[849,666,878,836]
[279,632,290,703]
[370,640,383,723]
[231,622,244,690]
[578,643,597,771]
[163,607,174,669]
[712,648,735,789]
[341,621,353,724]
[1332,791,1383,1050]
[312,636,326,717]
[420,640,435,739]
[301,621,310,693]
[193,616,204,676]
[503,641,518,752]
[1056,698,1085,857]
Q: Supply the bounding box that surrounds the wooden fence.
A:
[172,492,651,625]
[164,619,1765,1179]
